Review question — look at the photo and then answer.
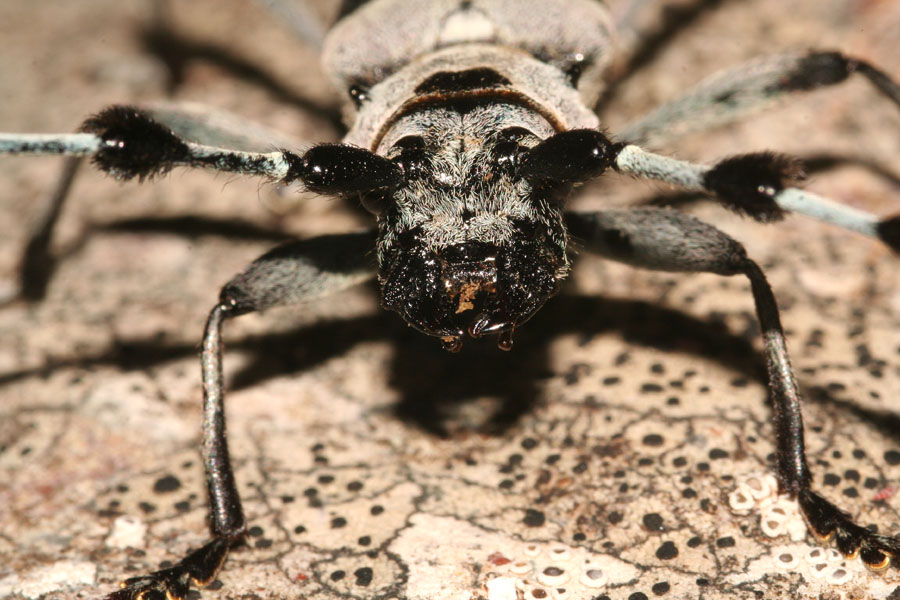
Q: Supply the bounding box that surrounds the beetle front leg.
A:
[105,232,375,600]
[566,207,900,570]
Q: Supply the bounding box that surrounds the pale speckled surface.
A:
[2,1,900,599]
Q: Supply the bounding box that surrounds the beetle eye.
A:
[492,127,535,173]
[492,139,522,172]
[392,137,430,181]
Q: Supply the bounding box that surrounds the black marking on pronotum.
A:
[374,88,569,151]
[703,152,804,222]
[414,68,512,95]
[81,106,190,181]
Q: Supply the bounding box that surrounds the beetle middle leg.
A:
[565,207,900,569]
[619,50,900,147]
[108,231,375,600]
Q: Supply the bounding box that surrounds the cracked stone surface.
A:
[2,1,900,599]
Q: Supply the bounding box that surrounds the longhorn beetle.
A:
[2,0,900,598]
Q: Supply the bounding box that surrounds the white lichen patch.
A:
[393,514,640,600]
[105,514,147,549]
[727,475,881,593]
[83,373,195,444]
[0,560,96,599]
[482,539,640,599]
[486,576,518,600]
[729,474,807,541]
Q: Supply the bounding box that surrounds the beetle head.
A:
[368,104,574,351]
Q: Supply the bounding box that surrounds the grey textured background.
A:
[1,1,900,599]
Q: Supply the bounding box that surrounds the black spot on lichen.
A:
[153,474,181,493]
[652,581,670,595]
[656,541,678,560]
[716,536,735,548]
[643,513,664,531]
[354,567,373,586]
[643,434,664,447]
[523,509,546,527]
[709,448,728,460]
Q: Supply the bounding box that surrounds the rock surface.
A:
[1,1,900,599]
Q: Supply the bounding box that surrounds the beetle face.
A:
[371,104,570,350]
[380,225,566,351]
